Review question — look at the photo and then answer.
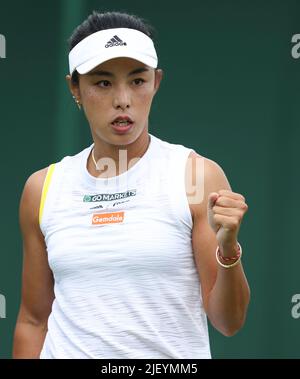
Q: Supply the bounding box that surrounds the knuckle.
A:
[232,217,240,227]
[240,201,248,210]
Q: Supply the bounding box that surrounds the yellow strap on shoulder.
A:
[39,163,56,226]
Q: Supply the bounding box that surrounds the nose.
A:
[112,86,131,110]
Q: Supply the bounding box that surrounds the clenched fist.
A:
[207,189,248,252]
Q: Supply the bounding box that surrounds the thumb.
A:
[208,192,219,209]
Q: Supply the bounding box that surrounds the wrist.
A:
[216,242,242,269]
[218,241,239,258]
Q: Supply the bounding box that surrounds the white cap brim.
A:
[76,50,158,74]
[69,28,158,75]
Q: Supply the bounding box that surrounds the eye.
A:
[96,80,111,88]
[132,78,145,86]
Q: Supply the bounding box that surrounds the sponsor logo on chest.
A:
[83,190,136,225]
[92,211,125,225]
[83,190,136,203]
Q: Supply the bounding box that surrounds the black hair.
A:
[68,11,156,86]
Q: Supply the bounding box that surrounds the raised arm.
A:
[13,168,55,358]
[187,151,250,337]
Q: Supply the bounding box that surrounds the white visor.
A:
[68,28,158,75]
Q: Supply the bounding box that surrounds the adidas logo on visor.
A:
[105,35,127,48]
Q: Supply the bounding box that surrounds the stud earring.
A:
[72,95,82,110]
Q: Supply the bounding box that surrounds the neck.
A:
[87,129,150,179]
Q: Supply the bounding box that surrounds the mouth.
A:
[111,116,134,134]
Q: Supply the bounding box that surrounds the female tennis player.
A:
[13,11,250,359]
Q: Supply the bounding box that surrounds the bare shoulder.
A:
[185,150,232,221]
[16,166,55,330]
[19,167,49,231]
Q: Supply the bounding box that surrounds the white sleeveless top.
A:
[39,133,211,359]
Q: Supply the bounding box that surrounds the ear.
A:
[153,69,163,94]
[65,74,81,101]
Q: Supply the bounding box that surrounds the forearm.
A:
[207,247,250,336]
[13,321,47,358]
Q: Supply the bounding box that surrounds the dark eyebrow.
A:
[128,67,149,76]
[88,70,113,77]
[88,67,149,77]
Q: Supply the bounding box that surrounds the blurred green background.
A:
[0,0,299,358]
